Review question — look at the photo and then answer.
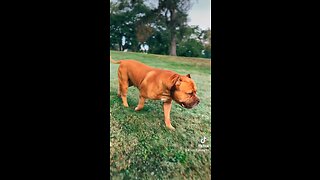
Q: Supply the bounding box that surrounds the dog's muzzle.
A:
[180,97,200,109]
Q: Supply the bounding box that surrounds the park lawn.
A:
[110,50,212,179]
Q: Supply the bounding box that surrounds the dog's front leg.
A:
[135,95,145,111]
[163,100,175,130]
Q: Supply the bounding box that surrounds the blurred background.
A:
[110,0,211,59]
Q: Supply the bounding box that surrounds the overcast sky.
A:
[111,0,211,30]
[187,0,211,30]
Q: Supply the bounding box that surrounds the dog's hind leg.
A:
[117,84,121,97]
[118,68,129,107]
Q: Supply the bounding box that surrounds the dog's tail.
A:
[110,56,121,64]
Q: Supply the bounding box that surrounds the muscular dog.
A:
[110,56,200,130]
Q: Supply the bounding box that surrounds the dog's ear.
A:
[186,74,191,78]
[167,74,181,89]
[175,77,182,86]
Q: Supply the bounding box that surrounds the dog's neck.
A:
[170,84,179,103]
[170,74,180,96]
[170,85,176,97]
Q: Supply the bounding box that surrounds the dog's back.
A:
[111,56,155,87]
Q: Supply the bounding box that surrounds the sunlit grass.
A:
[110,50,211,179]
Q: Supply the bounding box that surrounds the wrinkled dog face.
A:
[172,75,200,109]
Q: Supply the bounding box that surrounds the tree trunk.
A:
[169,33,177,56]
[169,8,177,56]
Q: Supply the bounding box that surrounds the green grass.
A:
[110,51,211,179]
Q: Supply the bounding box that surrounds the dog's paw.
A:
[123,103,129,108]
[166,124,176,131]
[134,106,143,111]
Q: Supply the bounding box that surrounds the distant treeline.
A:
[110,0,211,58]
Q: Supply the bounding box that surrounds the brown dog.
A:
[110,56,200,130]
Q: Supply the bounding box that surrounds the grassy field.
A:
[110,50,211,179]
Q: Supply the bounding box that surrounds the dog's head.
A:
[170,74,200,109]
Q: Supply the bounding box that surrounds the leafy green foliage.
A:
[177,39,204,57]
[110,0,151,51]
[110,0,211,58]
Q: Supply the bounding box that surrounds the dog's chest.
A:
[159,92,171,102]
[161,97,170,102]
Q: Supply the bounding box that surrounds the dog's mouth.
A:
[180,100,200,109]
[181,103,188,108]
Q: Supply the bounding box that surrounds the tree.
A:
[177,38,204,57]
[110,0,211,58]
[146,29,171,55]
[156,0,192,56]
[202,29,211,58]
[110,0,151,51]
[135,22,153,51]
[175,25,204,58]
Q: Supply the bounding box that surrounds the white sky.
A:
[187,0,211,30]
